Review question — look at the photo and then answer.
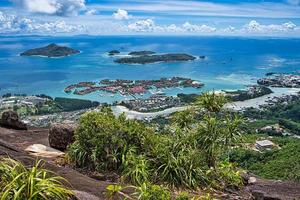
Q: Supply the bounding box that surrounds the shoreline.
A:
[112,87,300,119]
[225,87,300,110]
[112,105,188,120]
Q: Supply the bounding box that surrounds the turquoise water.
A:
[0,35,299,103]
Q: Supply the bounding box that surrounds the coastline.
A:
[112,87,300,119]
[226,87,300,110]
[112,105,188,120]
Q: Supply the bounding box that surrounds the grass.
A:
[0,158,74,200]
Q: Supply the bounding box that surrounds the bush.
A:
[279,119,300,135]
[175,192,190,200]
[68,93,244,189]
[230,139,300,182]
[134,183,171,200]
[121,148,150,185]
[68,107,152,171]
[0,158,74,200]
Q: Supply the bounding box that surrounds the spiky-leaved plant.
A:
[0,158,74,200]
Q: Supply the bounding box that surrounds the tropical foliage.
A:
[68,92,243,193]
[0,158,74,200]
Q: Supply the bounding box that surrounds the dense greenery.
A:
[230,137,300,181]
[0,158,74,200]
[225,86,273,102]
[54,97,100,112]
[68,92,243,196]
[230,95,300,181]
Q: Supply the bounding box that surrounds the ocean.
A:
[0,35,299,103]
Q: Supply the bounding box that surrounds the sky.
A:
[0,0,300,36]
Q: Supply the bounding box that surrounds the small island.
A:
[115,53,197,64]
[20,43,80,58]
[108,50,120,56]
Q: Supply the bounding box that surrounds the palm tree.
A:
[195,91,228,113]
[172,108,195,130]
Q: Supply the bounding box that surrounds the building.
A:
[255,139,274,151]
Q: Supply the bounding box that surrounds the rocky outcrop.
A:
[48,123,76,151]
[115,53,196,64]
[0,110,27,130]
[20,43,80,58]
[249,179,300,200]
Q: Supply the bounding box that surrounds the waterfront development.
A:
[64,77,204,96]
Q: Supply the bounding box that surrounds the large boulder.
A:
[49,123,77,151]
[0,110,27,130]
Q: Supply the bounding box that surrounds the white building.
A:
[255,140,274,150]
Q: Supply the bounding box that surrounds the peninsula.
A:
[20,43,80,58]
[115,53,197,64]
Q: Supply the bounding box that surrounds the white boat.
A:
[150,90,165,95]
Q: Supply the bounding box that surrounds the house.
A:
[255,139,274,150]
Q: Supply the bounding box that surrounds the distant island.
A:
[115,53,198,64]
[20,43,80,58]
[108,50,120,56]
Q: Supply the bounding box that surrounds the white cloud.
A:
[113,9,131,20]
[182,22,216,33]
[11,0,86,16]
[0,9,299,37]
[127,20,217,34]
[243,20,297,34]
[85,9,97,16]
[127,19,156,32]
[0,11,85,34]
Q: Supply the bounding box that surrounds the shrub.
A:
[134,183,171,200]
[175,192,190,200]
[0,158,74,200]
[121,148,150,185]
[208,160,243,189]
[68,107,152,171]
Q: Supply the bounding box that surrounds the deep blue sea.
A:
[0,35,299,103]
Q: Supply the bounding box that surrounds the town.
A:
[64,77,204,96]
[258,74,300,88]
[120,95,184,112]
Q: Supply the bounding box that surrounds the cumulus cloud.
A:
[0,11,85,34]
[85,9,97,16]
[127,20,217,34]
[182,22,216,33]
[243,20,297,34]
[113,9,131,20]
[127,19,156,32]
[11,0,86,16]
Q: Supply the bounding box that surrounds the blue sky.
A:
[0,0,300,36]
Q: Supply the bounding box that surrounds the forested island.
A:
[115,53,198,64]
[20,43,80,57]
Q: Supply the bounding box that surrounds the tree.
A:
[194,92,242,168]
[195,92,227,113]
[171,108,195,130]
